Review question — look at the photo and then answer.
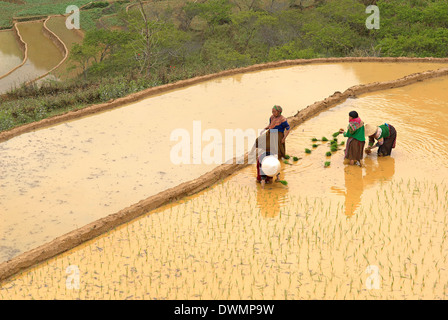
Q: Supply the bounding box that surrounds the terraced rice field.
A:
[0,63,447,299]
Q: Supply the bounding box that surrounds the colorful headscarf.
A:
[273,105,282,113]
[269,105,286,129]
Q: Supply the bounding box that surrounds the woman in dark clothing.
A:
[365,123,397,156]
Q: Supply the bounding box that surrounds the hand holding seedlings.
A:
[277,180,288,186]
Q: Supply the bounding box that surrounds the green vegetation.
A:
[2,0,448,132]
[325,152,332,157]
[305,148,311,154]
[324,161,330,167]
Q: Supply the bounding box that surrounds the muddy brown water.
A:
[0,30,23,77]
[45,16,83,80]
[1,71,447,299]
[0,21,63,93]
[0,62,447,264]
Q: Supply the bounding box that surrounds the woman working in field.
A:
[364,123,397,156]
[261,105,290,160]
[338,110,366,166]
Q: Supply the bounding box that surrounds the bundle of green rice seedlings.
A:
[332,132,339,137]
[293,156,300,161]
[284,155,290,159]
[278,180,288,186]
[305,148,311,154]
[340,141,345,145]
[326,152,332,157]
[312,144,318,148]
[330,145,338,152]
[283,160,291,165]
[312,137,318,142]
[322,137,329,142]
[324,161,331,167]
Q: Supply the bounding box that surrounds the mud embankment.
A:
[0,57,448,283]
[0,24,27,80]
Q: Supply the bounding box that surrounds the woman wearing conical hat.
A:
[364,123,397,156]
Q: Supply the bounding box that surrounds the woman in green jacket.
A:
[338,111,366,165]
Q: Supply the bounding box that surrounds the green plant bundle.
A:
[324,161,331,167]
[332,132,339,138]
[305,148,311,154]
[340,141,345,145]
[293,156,299,161]
[322,137,328,142]
[312,137,318,142]
[326,152,332,157]
[312,144,318,148]
[278,180,288,186]
[284,155,290,159]
[331,146,338,152]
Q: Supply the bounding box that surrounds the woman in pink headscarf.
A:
[261,105,290,160]
[338,110,366,166]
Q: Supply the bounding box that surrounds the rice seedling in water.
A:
[332,132,339,138]
[278,180,288,186]
[284,155,290,159]
[312,138,318,142]
[330,146,338,152]
[340,141,345,146]
[312,144,318,148]
[322,137,328,142]
[326,152,332,157]
[305,148,311,154]
[293,156,299,161]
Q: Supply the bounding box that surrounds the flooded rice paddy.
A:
[0,21,63,94]
[0,30,23,77]
[0,64,447,299]
[45,16,83,79]
[1,62,446,263]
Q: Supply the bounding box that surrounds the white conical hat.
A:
[261,155,280,177]
[365,124,377,137]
